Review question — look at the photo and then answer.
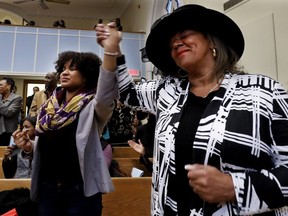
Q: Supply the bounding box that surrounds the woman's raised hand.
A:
[95,22,122,51]
[12,129,32,153]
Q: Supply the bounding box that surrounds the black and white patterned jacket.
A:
[117,57,288,215]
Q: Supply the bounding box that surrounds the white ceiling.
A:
[0,0,133,20]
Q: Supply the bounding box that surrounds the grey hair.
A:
[208,34,245,78]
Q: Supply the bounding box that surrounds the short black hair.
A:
[2,77,15,92]
[54,51,102,91]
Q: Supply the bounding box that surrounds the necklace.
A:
[190,76,224,98]
[203,79,222,98]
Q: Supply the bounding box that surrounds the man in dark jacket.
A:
[26,86,39,115]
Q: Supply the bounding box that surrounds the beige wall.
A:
[184,0,288,89]
[2,1,288,90]
[223,0,288,89]
[121,0,153,33]
[0,9,115,30]
[0,9,23,25]
[14,78,24,97]
[0,1,151,32]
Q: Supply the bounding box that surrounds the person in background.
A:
[3,19,11,25]
[13,50,117,216]
[59,20,66,28]
[128,139,153,173]
[0,77,22,146]
[53,20,59,27]
[115,18,123,31]
[2,116,36,178]
[107,100,134,144]
[128,113,156,173]
[131,111,141,140]
[101,125,113,168]
[132,112,155,156]
[26,86,40,115]
[26,20,35,26]
[96,4,288,215]
[10,84,25,123]
[29,72,58,117]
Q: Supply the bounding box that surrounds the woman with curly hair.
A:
[13,51,117,216]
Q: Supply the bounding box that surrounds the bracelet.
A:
[104,51,119,56]
[23,149,32,154]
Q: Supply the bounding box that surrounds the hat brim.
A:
[145,4,244,76]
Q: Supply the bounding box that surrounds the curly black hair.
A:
[54,51,102,91]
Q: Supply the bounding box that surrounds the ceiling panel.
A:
[0,0,132,20]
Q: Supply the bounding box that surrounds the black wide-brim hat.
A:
[145,4,245,76]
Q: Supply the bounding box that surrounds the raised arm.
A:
[96,22,122,72]
[94,22,122,128]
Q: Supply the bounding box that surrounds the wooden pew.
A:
[0,152,153,179]
[1,146,140,158]
[0,146,5,158]
[0,178,31,190]
[102,177,151,216]
[0,177,152,216]
[0,158,4,178]
[115,158,152,177]
[112,146,140,158]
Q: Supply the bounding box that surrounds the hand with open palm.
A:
[128,139,145,156]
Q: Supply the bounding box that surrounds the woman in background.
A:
[2,116,36,178]
[13,51,118,216]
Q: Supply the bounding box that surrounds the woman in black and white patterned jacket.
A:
[96,4,288,216]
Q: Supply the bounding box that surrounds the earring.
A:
[177,68,187,78]
[212,48,217,58]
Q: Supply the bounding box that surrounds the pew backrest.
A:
[112,147,140,158]
[0,177,152,216]
[102,177,151,216]
[0,147,5,158]
[0,178,31,190]
[0,158,4,178]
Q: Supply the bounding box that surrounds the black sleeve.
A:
[2,155,17,178]
[26,95,33,109]
[116,55,125,66]
[140,153,153,173]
